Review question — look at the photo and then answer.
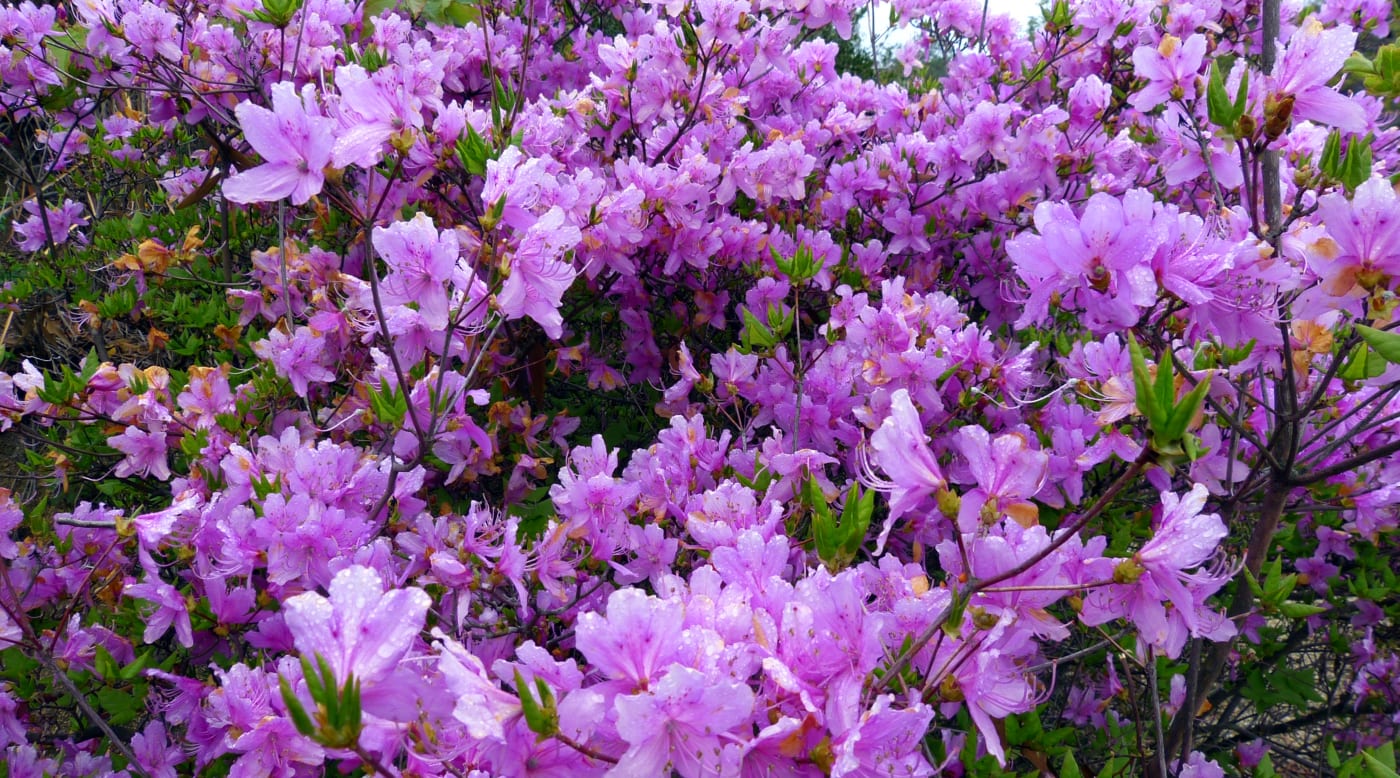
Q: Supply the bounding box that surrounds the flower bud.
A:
[970,606,999,630]
[1113,559,1146,584]
[1235,113,1257,139]
[1263,94,1295,142]
[936,488,961,518]
[938,673,965,702]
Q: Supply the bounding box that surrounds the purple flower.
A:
[109,424,172,481]
[12,198,88,252]
[1130,34,1208,113]
[252,326,336,398]
[281,565,431,718]
[575,588,684,690]
[496,206,581,339]
[124,578,193,648]
[953,425,1049,532]
[0,685,26,749]
[1082,484,1236,657]
[331,63,422,169]
[223,82,336,205]
[1311,176,1400,296]
[613,665,755,778]
[863,388,947,550]
[130,721,186,778]
[1272,17,1367,133]
[372,212,460,330]
[829,696,935,778]
[1006,190,1160,332]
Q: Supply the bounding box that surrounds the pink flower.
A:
[130,721,186,778]
[613,665,755,778]
[496,206,581,339]
[1311,176,1400,295]
[864,388,947,550]
[223,82,336,205]
[252,326,336,398]
[331,63,423,169]
[281,565,431,718]
[1272,17,1367,133]
[829,696,935,777]
[124,578,193,648]
[575,588,684,690]
[372,212,460,330]
[953,425,1049,532]
[1129,34,1208,113]
[12,198,87,252]
[109,424,172,481]
[1006,190,1160,332]
[1082,484,1236,657]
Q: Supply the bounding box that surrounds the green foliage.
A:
[806,478,873,571]
[281,654,365,749]
[1126,333,1212,465]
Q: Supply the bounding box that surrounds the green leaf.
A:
[1278,601,1328,619]
[1364,750,1400,778]
[741,307,776,350]
[1207,65,1233,127]
[1321,130,1343,179]
[1344,52,1376,76]
[1232,68,1250,123]
[1342,134,1375,190]
[316,654,340,727]
[94,645,120,680]
[1162,371,1212,442]
[1060,750,1084,778]
[515,669,558,739]
[1340,341,1389,381]
[454,125,493,176]
[1127,333,1167,433]
[95,686,143,725]
[1205,62,1247,130]
[279,674,317,737]
[1355,325,1400,364]
[120,651,153,681]
[343,673,362,736]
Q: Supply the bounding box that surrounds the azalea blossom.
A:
[496,206,581,339]
[1271,17,1367,132]
[863,388,947,550]
[281,565,432,719]
[223,82,336,205]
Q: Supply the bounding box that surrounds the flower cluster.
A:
[1,0,1398,774]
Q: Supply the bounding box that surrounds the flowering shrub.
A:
[1,0,1399,773]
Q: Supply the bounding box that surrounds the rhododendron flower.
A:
[124,578,193,648]
[109,424,172,480]
[614,665,755,777]
[12,198,87,252]
[951,647,1041,765]
[1082,484,1236,657]
[1271,17,1367,132]
[372,212,459,330]
[1007,190,1159,332]
[252,326,336,398]
[281,565,431,718]
[829,695,936,777]
[331,63,423,169]
[575,588,684,690]
[864,388,947,550]
[223,82,336,205]
[954,425,1049,531]
[496,206,581,339]
[1130,34,1207,113]
[130,721,185,778]
[1310,176,1400,295]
